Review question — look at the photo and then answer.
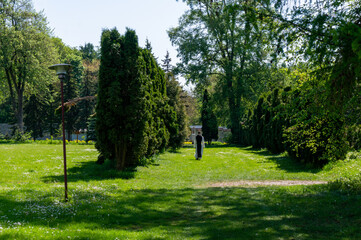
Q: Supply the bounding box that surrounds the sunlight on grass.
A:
[0,144,360,239]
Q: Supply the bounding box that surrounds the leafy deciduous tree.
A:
[0,0,57,132]
[169,0,273,143]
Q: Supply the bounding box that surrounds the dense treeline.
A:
[171,0,361,165]
[0,0,189,159]
[2,0,361,168]
[241,82,347,166]
[0,0,100,141]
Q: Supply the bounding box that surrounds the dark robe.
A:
[196,135,203,158]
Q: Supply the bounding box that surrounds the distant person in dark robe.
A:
[194,131,205,160]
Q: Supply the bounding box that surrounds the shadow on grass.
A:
[42,160,136,183]
[0,186,360,239]
[244,147,322,174]
[183,143,236,149]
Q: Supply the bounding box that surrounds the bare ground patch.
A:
[205,180,328,188]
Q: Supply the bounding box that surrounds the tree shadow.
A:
[245,148,322,173]
[0,186,360,239]
[183,144,235,149]
[42,160,136,183]
[204,144,235,148]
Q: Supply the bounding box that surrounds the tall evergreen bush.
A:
[201,89,218,144]
[96,28,177,170]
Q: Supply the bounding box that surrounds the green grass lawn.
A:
[0,143,360,239]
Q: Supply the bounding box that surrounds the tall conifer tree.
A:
[96,28,174,170]
[201,89,218,144]
[24,94,45,140]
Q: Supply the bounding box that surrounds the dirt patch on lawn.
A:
[206,180,328,188]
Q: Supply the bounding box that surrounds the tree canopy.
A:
[0,0,57,132]
[169,0,276,143]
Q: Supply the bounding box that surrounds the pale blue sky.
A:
[32,0,188,64]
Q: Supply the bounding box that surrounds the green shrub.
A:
[284,116,347,165]
[11,128,31,142]
[346,124,361,150]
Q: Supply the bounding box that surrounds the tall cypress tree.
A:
[118,29,150,168]
[201,89,218,144]
[96,28,150,170]
[24,94,45,140]
[162,52,187,150]
[96,28,178,170]
[43,83,60,137]
[165,73,187,150]
[141,48,169,157]
[96,28,121,166]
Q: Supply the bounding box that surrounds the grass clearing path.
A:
[0,144,360,239]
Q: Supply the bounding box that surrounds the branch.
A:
[55,96,97,114]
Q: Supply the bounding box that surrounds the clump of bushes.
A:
[240,80,349,166]
[346,124,361,150]
[283,115,347,166]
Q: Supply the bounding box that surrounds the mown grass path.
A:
[0,144,360,239]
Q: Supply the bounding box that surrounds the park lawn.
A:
[0,143,360,239]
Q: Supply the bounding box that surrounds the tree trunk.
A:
[4,67,25,133]
[67,130,72,141]
[115,142,127,171]
[16,88,24,133]
[225,66,241,144]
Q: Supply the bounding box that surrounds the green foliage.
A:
[165,73,188,150]
[10,127,31,142]
[330,173,361,193]
[169,0,276,143]
[284,115,347,166]
[79,43,99,61]
[282,76,348,165]
[0,0,57,131]
[86,114,96,142]
[201,89,218,144]
[0,98,14,123]
[96,28,121,166]
[250,96,266,149]
[263,89,288,154]
[273,0,361,108]
[242,75,348,165]
[241,87,289,152]
[96,28,176,170]
[24,95,45,140]
[55,43,83,139]
[140,47,170,158]
[42,83,61,137]
[75,59,99,131]
[161,52,188,150]
[327,151,361,193]
[346,124,361,150]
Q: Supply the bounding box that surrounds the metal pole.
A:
[60,76,68,202]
